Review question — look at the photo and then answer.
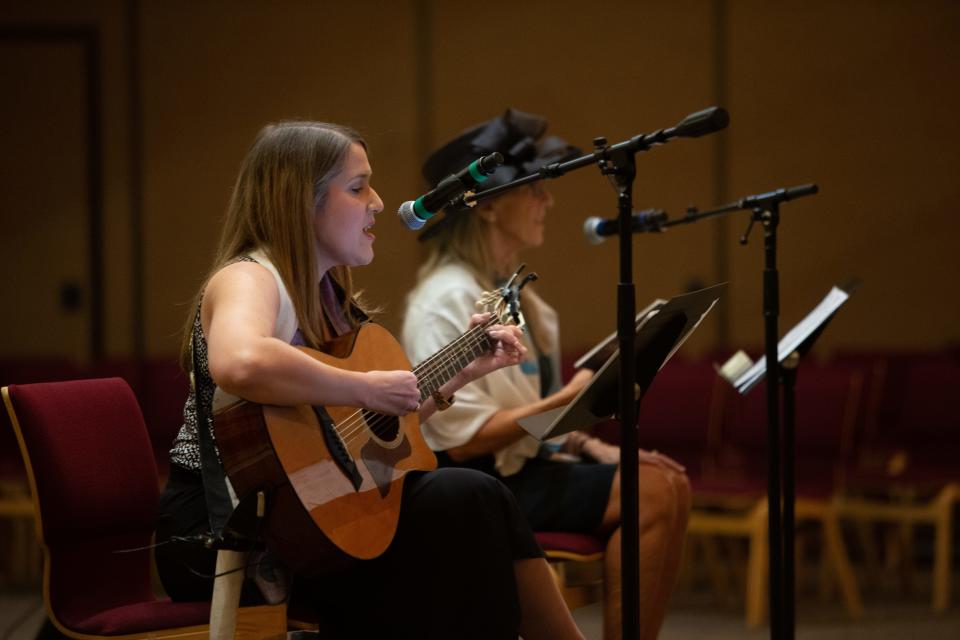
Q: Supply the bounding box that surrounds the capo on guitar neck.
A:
[475,263,539,328]
[502,263,538,291]
[501,263,538,327]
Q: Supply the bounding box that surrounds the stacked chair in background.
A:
[588,349,958,626]
[834,353,960,613]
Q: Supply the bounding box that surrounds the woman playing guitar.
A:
[154,121,585,639]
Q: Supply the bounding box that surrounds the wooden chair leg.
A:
[822,513,863,620]
[818,538,835,603]
[724,537,748,601]
[932,484,957,612]
[745,509,768,628]
[700,535,733,605]
[899,521,917,594]
[550,560,567,590]
[855,520,881,591]
[211,549,248,640]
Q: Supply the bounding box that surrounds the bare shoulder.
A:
[202,259,281,324]
[206,260,277,296]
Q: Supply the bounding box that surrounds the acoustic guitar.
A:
[213,267,535,573]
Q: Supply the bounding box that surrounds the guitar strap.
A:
[190,322,234,539]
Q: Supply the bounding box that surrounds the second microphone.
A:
[583,208,668,244]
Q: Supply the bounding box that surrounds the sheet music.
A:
[574,298,666,371]
[658,294,721,370]
[732,286,850,394]
[519,283,725,440]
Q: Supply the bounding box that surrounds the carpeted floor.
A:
[3,588,960,639]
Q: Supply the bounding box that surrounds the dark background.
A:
[1,0,957,365]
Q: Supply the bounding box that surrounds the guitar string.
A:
[335,319,492,445]
[334,317,497,446]
[335,323,491,446]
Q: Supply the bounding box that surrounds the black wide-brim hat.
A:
[418,108,581,241]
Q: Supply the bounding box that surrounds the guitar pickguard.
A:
[361,431,412,498]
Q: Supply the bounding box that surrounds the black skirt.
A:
[155,464,542,640]
[437,450,617,533]
[499,457,617,533]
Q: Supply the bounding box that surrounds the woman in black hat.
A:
[403,109,691,640]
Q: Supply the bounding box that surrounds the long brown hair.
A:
[179,121,369,370]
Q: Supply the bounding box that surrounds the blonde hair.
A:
[417,204,495,290]
[418,198,551,355]
[179,121,369,370]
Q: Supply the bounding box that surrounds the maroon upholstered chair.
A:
[2,377,285,639]
[635,358,725,482]
[535,531,606,610]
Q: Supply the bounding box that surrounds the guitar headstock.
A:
[475,263,539,330]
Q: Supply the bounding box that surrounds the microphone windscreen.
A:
[785,183,818,200]
[583,217,606,245]
[397,201,427,230]
[675,106,729,138]
[478,152,505,174]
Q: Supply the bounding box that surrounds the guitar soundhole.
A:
[364,410,400,443]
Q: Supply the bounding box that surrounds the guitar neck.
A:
[413,318,496,401]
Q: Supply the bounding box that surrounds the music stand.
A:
[519,282,725,440]
[717,281,857,636]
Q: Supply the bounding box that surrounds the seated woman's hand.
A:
[362,370,421,415]
[582,436,620,465]
[561,432,687,471]
[559,430,619,464]
[459,313,527,381]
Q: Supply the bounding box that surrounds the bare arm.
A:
[203,261,420,415]
[446,368,594,461]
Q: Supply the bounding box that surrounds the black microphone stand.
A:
[660,183,818,640]
[458,106,729,639]
[604,138,642,640]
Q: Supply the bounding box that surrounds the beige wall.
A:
[1,0,958,364]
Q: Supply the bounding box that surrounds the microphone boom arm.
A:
[454,106,730,209]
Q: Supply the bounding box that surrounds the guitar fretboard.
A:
[413,317,497,402]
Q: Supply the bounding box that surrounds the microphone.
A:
[583,209,668,244]
[672,106,730,138]
[738,183,818,209]
[398,152,504,230]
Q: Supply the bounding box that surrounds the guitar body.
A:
[214,323,437,573]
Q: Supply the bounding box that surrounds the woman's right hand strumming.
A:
[361,370,421,415]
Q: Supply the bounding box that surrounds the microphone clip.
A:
[458,190,479,209]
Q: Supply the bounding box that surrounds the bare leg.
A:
[602,460,691,640]
[515,557,586,640]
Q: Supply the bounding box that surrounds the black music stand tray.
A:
[519,283,725,441]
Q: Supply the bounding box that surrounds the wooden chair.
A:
[2,377,286,639]
[837,355,960,612]
[536,531,606,610]
[688,365,864,626]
